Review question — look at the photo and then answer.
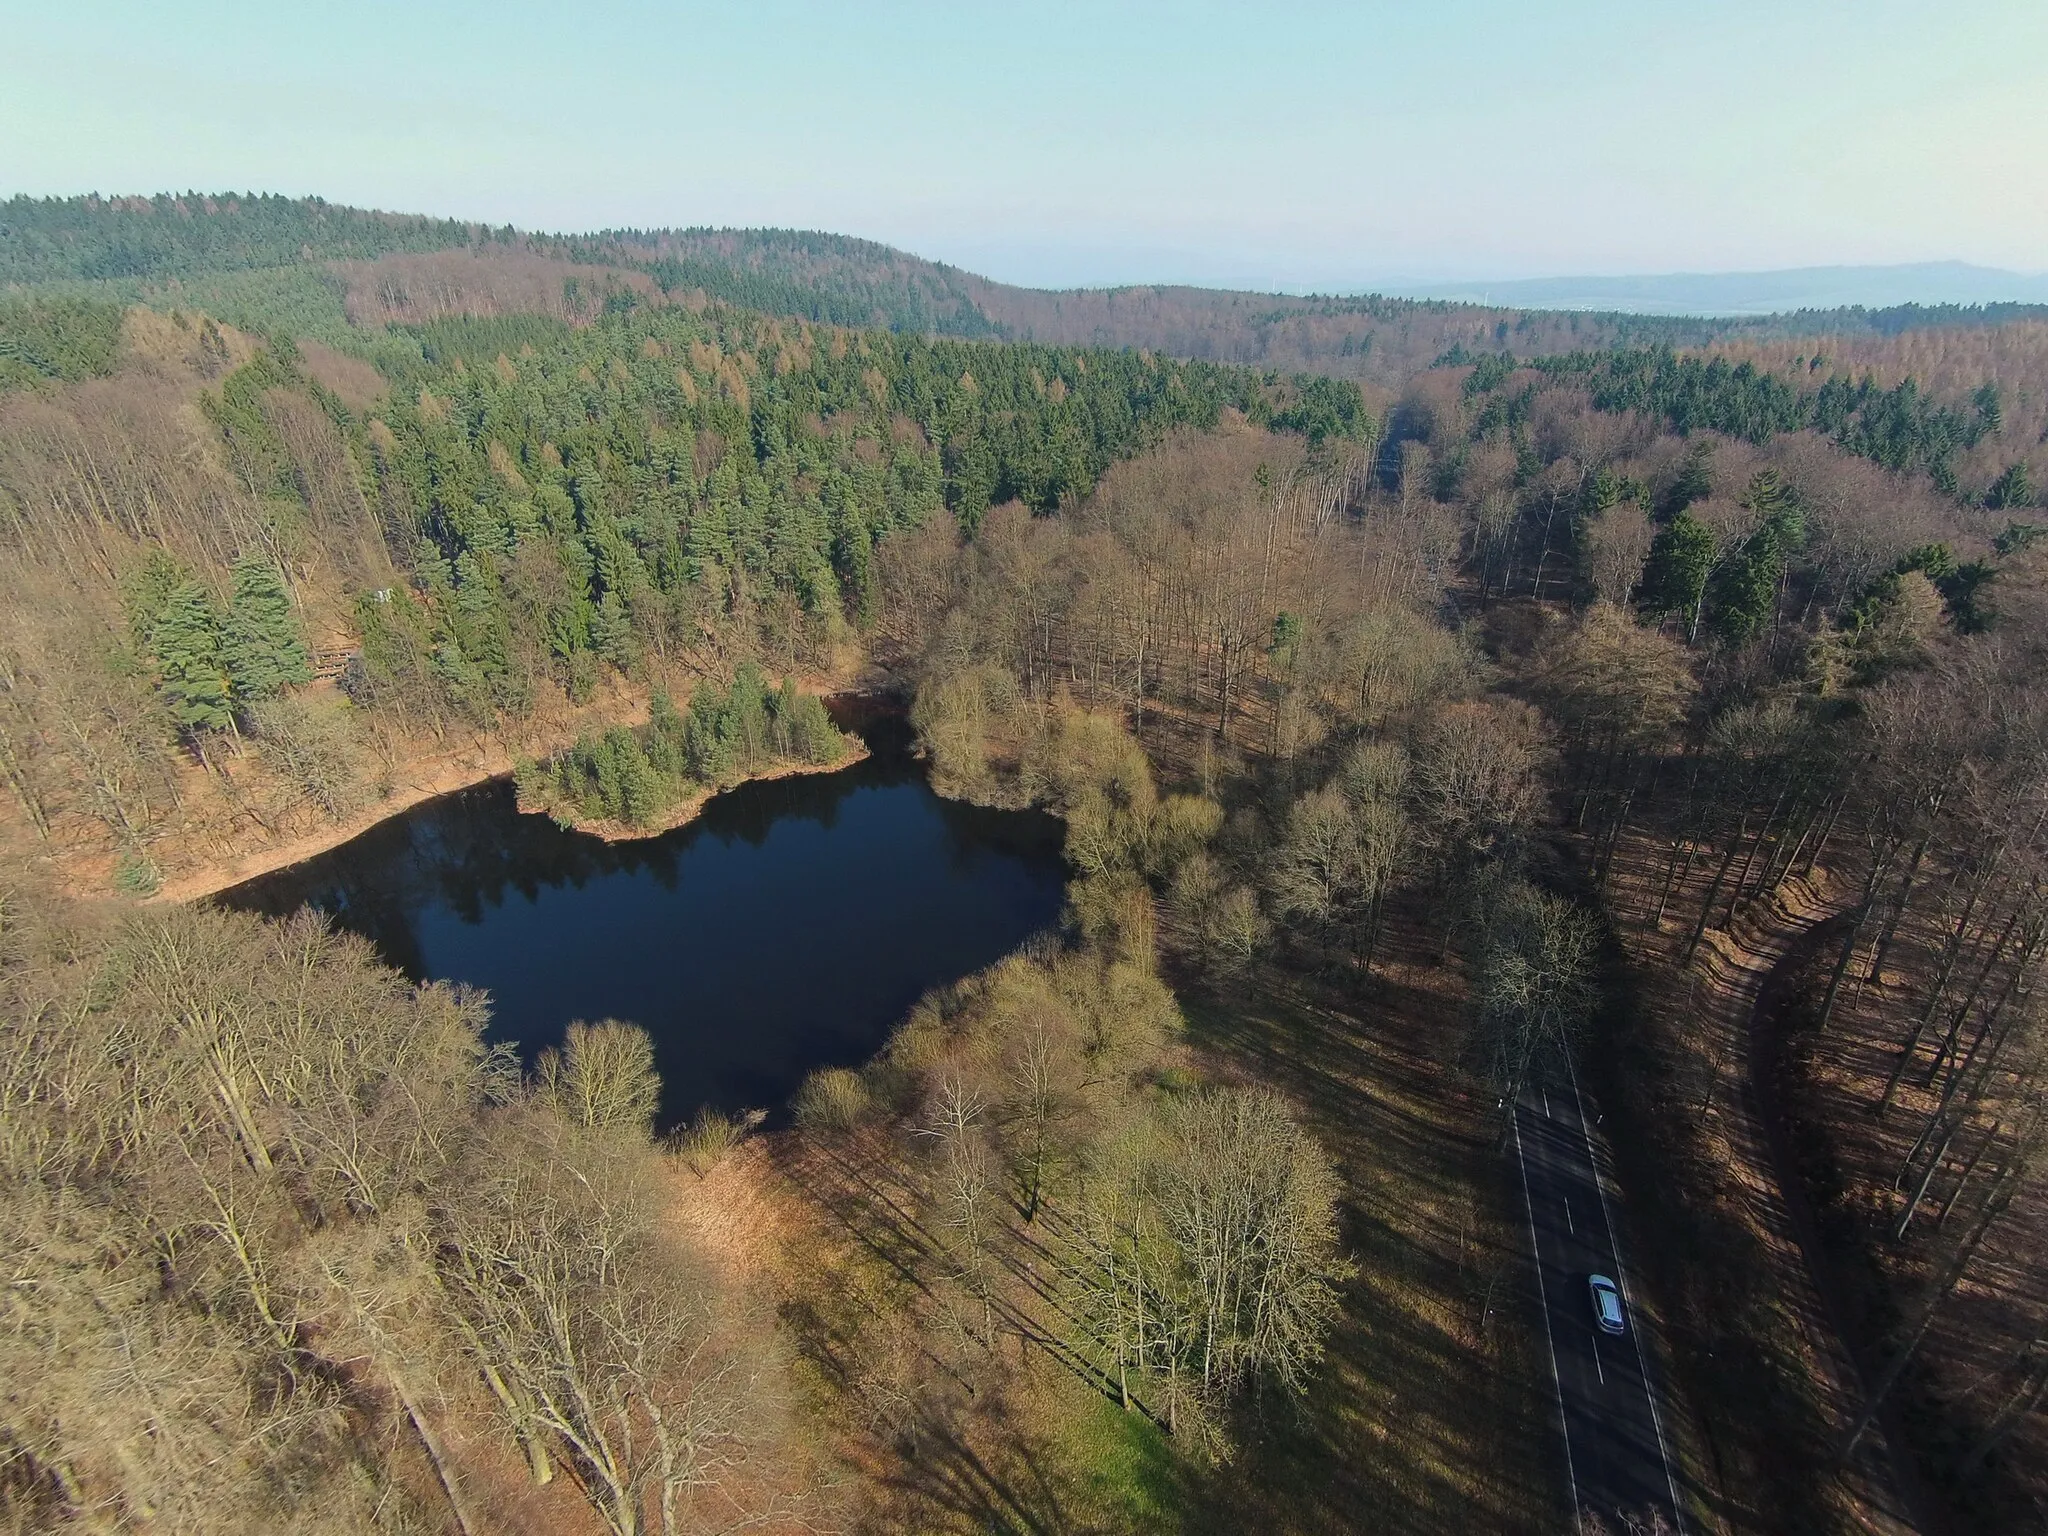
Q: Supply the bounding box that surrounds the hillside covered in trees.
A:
[0,283,1370,896]
[7,190,2048,1536]
[12,192,2048,390]
[0,244,1384,1532]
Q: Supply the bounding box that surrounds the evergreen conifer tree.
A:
[151,582,233,736]
[1708,472,1804,646]
[790,692,843,763]
[686,458,739,577]
[122,547,189,654]
[646,691,689,779]
[581,733,617,819]
[605,728,662,826]
[769,678,800,757]
[1642,512,1717,642]
[222,557,311,702]
[1986,462,2035,511]
[1663,440,1713,516]
[590,589,636,672]
[727,663,769,763]
[685,683,735,782]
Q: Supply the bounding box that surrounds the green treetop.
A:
[1641,511,1717,643]
[1708,471,1804,646]
[152,582,233,736]
[222,557,312,701]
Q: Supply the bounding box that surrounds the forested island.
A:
[514,668,858,837]
[4,193,2048,1536]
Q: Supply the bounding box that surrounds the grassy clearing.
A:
[1174,914,1569,1536]
[768,1119,1189,1535]
[1049,1393,1183,1534]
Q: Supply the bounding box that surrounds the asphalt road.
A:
[1515,1068,1685,1534]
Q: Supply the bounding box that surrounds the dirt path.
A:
[1698,881,1937,1535]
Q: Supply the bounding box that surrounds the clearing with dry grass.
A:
[1173,918,1570,1536]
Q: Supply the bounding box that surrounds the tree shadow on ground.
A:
[1172,903,1572,1536]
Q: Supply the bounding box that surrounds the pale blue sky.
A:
[6,0,2044,288]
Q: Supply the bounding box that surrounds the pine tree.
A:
[790,692,843,764]
[612,731,664,826]
[685,683,735,782]
[1986,462,2035,512]
[949,429,999,529]
[726,663,770,764]
[590,731,627,819]
[768,677,799,757]
[122,547,189,655]
[152,582,233,736]
[1973,381,2003,436]
[1641,512,1717,643]
[686,458,739,577]
[590,589,636,672]
[1708,471,1804,646]
[646,691,689,779]
[449,551,529,713]
[1662,440,1713,516]
[829,485,875,623]
[222,557,312,702]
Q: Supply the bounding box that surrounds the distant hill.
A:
[0,195,1006,345]
[579,227,1000,337]
[0,192,487,283]
[7,194,2048,389]
[1395,262,2048,317]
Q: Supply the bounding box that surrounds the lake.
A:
[217,712,1067,1128]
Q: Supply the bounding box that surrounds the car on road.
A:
[1588,1273,1626,1335]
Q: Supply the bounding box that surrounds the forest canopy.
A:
[0,295,126,388]
[9,184,2048,1534]
[13,193,2048,389]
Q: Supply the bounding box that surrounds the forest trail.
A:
[1691,876,1935,1536]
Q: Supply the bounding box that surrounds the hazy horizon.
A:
[7,0,2043,295]
[12,190,2048,313]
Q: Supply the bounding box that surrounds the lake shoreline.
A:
[212,710,1069,1129]
[157,738,560,908]
[161,684,898,907]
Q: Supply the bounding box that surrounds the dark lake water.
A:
[217,715,1067,1128]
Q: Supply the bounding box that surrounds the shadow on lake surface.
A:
[217,714,1067,1128]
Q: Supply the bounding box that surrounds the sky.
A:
[6,0,2045,290]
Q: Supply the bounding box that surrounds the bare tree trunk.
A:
[1866,830,1937,986]
[1936,1120,2001,1234]
[1879,876,2007,1112]
[1683,813,1749,967]
[1725,786,1789,926]
[395,1372,483,1536]
[1960,1345,2048,1476]
[1819,845,1899,1031]
[1892,1121,1957,1240]
[1840,1154,2026,1459]
[1801,792,1846,881]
